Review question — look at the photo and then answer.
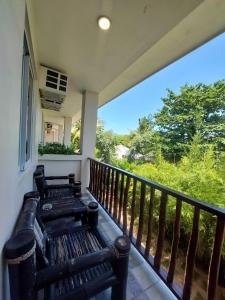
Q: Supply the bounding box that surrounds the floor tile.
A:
[130,263,159,291]
[145,281,177,300]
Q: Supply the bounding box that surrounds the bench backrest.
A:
[4,197,43,300]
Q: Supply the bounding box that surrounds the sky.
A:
[98,32,225,134]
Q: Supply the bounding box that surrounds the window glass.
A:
[19,33,34,170]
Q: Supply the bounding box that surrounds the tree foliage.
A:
[95,121,116,163]
[71,120,81,152]
[128,116,157,162]
[95,81,225,164]
[155,81,225,159]
[114,134,130,147]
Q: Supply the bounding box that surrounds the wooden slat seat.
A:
[49,227,112,298]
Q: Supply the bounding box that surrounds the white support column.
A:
[80,91,98,191]
[41,112,45,144]
[64,117,72,146]
[58,125,64,144]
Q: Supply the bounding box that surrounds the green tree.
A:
[155,81,225,160]
[95,120,116,163]
[128,115,158,162]
[71,120,81,152]
[114,134,131,147]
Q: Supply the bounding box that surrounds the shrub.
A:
[38,143,76,155]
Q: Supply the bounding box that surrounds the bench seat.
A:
[49,226,112,298]
[4,196,130,300]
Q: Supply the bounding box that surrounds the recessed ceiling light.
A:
[98,16,111,30]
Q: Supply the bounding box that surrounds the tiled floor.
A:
[82,193,177,300]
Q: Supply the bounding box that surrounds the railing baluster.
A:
[136,182,146,249]
[90,160,94,194]
[100,164,104,204]
[118,173,124,224]
[104,166,108,206]
[97,164,101,202]
[145,187,155,257]
[91,159,95,194]
[101,165,106,205]
[96,162,100,200]
[129,178,137,238]
[109,169,114,216]
[105,167,110,211]
[183,206,200,300]
[89,159,93,191]
[94,161,97,197]
[123,176,130,234]
[91,160,95,193]
[93,161,97,196]
[167,199,182,284]
[207,216,225,300]
[113,171,119,220]
[154,192,168,271]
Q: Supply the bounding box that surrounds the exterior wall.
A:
[42,114,70,145]
[38,154,82,181]
[42,114,65,129]
[0,1,41,299]
[44,124,62,144]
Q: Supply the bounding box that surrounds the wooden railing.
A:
[88,158,225,300]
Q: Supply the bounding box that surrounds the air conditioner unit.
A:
[39,66,68,111]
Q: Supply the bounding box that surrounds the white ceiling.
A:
[32,0,225,118]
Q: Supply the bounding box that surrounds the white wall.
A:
[38,154,82,181]
[43,114,65,127]
[42,114,66,144]
[0,1,41,299]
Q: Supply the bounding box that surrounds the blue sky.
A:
[98,32,225,134]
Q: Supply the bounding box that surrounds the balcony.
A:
[1,1,225,299]
[87,158,225,300]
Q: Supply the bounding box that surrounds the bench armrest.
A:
[45,183,73,189]
[45,175,68,180]
[35,247,117,289]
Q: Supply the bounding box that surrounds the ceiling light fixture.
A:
[98,16,111,30]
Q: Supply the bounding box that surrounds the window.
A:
[19,33,34,170]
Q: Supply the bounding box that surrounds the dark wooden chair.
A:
[33,166,86,223]
[34,165,81,199]
[4,196,130,300]
[24,190,87,224]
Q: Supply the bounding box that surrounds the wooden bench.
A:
[4,196,130,300]
[33,166,86,223]
[34,165,81,199]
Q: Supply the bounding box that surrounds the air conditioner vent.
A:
[39,66,68,111]
[46,75,58,83]
[47,69,58,77]
[46,82,57,89]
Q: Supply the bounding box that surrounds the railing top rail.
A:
[89,158,225,217]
